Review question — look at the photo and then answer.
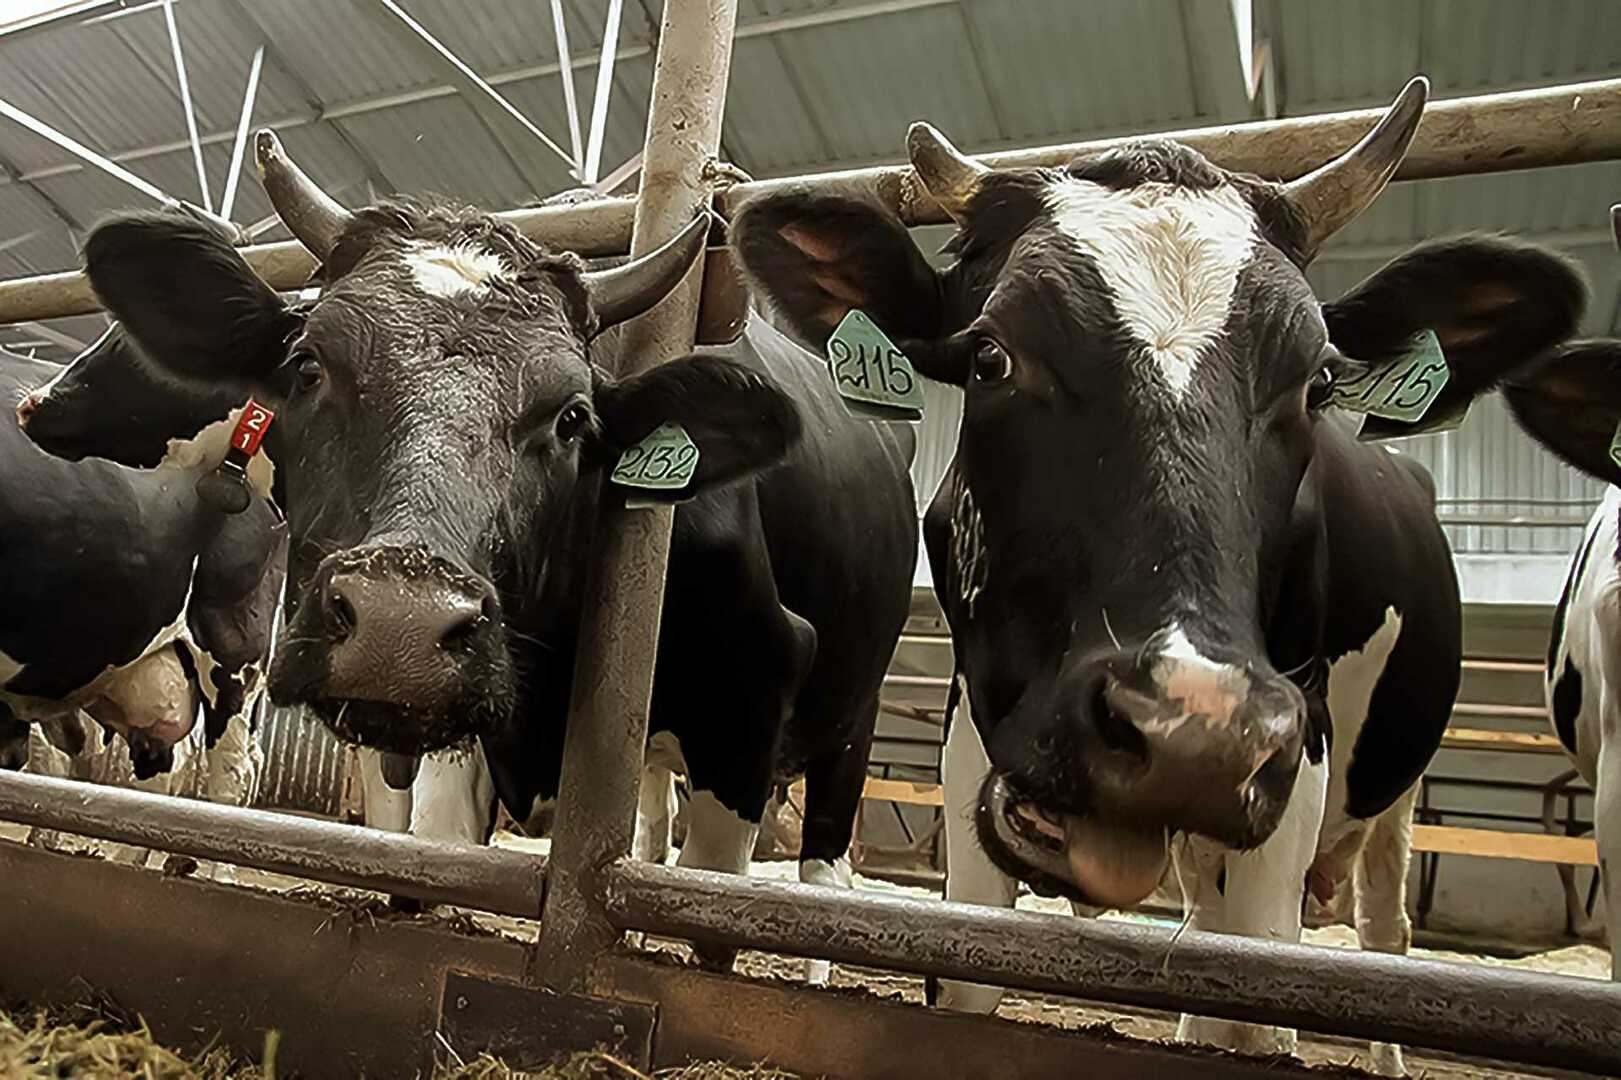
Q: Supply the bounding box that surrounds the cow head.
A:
[53,131,799,757]
[1495,204,1621,487]
[735,78,1585,906]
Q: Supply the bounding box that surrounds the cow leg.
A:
[1353,784,1417,1076]
[633,764,678,865]
[357,747,412,833]
[1177,754,1328,1058]
[934,686,1017,1014]
[409,745,498,845]
[0,704,28,770]
[202,711,263,808]
[1596,736,1621,982]
[24,722,75,851]
[796,696,876,987]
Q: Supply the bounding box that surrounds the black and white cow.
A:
[1501,204,1621,980]
[21,132,917,976]
[17,317,498,849]
[4,344,285,813]
[733,78,1586,1070]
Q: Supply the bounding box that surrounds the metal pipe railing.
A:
[0,771,544,918]
[3,77,1620,326]
[602,858,1621,1076]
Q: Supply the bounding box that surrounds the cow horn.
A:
[1610,203,1620,253]
[1284,76,1429,257]
[582,211,711,329]
[908,121,990,223]
[255,128,353,260]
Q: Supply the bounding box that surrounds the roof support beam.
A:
[219,44,265,220]
[581,0,623,184]
[549,0,585,172]
[0,96,170,203]
[364,0,574,192]
[18,320,84,352]
[593,150,642,195]
[1178,0,1260,121]
[160,0,211,211]
[216,0,396,197]
[0,0,958,193]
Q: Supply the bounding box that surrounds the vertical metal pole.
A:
[531,0,738,992]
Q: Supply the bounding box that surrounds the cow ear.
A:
[1501,340,1621,485]
[84,213,300,382]
[593,354,803,489]
[1322,235,1586,436]
[732,192,955,378]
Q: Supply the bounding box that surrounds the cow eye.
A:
[555,403,591,443]
[294,354,324,393]
[1306,366,1334,410]
[972,338,1013,383]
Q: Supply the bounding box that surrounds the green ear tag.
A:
[611,422,699,509]
[1329,328,1450,424]
[1609,419,1621,472]
[826,309,925,422]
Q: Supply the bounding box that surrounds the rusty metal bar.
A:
[601,859,1621,1076]
[0,196,637,324]
[529,0,739,993]
[0,771,544,918]
[723,76,1621,226]
[4,77,1620,326]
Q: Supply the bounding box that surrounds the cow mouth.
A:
[978,774,1167,909]
[305,697,489,756]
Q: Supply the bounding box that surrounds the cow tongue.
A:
[1063,817,1167,909]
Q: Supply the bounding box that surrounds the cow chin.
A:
[975,773,1168,909]
[305,696,503,756]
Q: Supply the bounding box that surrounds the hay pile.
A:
[0,1006,798,1079]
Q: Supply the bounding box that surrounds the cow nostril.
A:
[438,609,487,653]
[1095,680,1150,759]
[15,395,38,427]
[324,583,357,638]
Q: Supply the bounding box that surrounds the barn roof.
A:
[1,0,1618,358]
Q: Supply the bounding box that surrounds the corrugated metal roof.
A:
[0,0,1617,550]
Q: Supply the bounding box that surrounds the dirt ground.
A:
[2,823,1607,1079]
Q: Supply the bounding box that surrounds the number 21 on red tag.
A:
[233,400,276,456]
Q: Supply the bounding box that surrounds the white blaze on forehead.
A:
[403,241,512,298]
[1045,179,1257,398]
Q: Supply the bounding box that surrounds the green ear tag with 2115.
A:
[826,309,925,422]
[611,422,699,509]
[1328,328,1450,424]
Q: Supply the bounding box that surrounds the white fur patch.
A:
[677,790,759,876]
[159,404,277,498]
[403,242,511,299]
[1045,179,1256,398]
[1145,624,1250,736]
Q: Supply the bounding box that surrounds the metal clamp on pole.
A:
[529,0,740,993]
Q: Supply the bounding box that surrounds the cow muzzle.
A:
[274,544,509,754]
[978,636,1305,906]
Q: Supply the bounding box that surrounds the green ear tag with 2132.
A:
[611,422,699,509]
[826,309,925,422]
[1328,328,1450,424]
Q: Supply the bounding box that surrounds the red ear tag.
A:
[230,398,276,460]
[198,398,276,515]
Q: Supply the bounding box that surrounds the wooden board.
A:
[862,777,945,807]
[1440,728,1564,753]
[1412,825,1597,866]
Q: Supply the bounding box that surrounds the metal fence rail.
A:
[602,858,1621,1076]
[0,771,543,918]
